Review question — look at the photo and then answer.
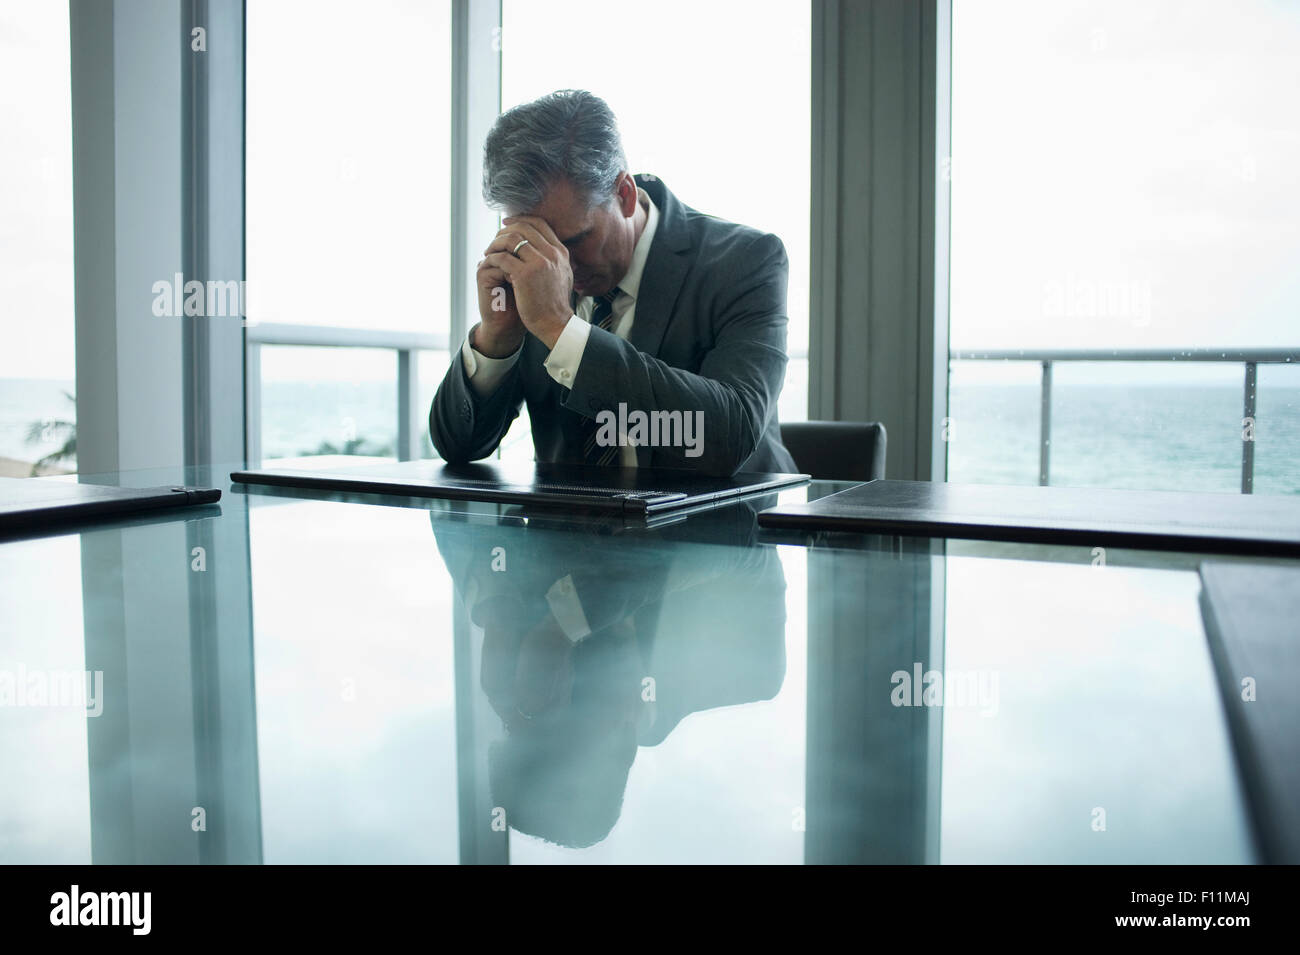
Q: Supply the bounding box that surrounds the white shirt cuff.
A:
[545,574,593,644]
[542,315,590,388]
[461,328,522,398]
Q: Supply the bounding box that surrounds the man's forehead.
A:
[514,178,595,238]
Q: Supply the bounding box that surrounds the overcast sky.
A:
[951,0,1300,353]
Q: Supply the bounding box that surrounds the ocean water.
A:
[946,382,1300,494]
[3,375,1297,494]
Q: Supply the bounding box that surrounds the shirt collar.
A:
[613,188,659,302]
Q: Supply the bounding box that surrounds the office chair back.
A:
[780,420,887,482]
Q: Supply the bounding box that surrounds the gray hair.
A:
[482,90,628,212]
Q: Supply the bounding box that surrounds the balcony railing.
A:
[243,323,807,468]
[245,326,1294,494]
[244,323,449,466]
[949,347,1299,493]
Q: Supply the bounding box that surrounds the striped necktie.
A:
[590,287,620,332]
[580,288,622,466]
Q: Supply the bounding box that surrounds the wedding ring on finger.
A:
[512,238,530,256]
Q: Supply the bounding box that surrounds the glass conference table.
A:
[0,462,1283,865]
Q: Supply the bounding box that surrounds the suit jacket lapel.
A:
[628,244,688,358]
[627,174,691,359]
[626,176,693,467]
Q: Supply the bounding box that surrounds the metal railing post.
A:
[244,340,261,468]
[397,349,419,462]
[1242,361,1257,494]
[1038,359,1052,486]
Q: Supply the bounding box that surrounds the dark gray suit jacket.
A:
[429,174,797,477]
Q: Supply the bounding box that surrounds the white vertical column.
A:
[449,0,503,356]
[72,0,186,476]
[183,0,247,474]
[809,0,952,482]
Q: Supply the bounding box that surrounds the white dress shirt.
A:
[459,188,661,467]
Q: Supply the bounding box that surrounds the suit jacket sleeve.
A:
[428,340,526,463]
[564,232,790,476]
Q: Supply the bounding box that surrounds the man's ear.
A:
[615,172,638,218]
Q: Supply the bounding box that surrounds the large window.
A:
[245,1,808,467]
[0,2,75,477]
[948,0,1300,494]
[500,0,812,428]
[246,0,451,463]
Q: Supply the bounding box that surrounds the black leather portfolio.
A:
[231,460,808,517]
[757,479,1300,555]
[0,477,221,538]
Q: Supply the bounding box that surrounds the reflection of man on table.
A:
[432,501,787,848]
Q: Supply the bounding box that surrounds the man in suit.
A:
[429,89,797,477]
